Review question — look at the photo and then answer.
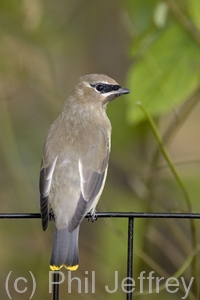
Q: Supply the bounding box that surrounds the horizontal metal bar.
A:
[92,212,200,218]
[0,213,41,219]
[0,212,200,219]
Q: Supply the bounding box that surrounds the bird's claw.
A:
[88,211,97,222]
[49,208,55,221]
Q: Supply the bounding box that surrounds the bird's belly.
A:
[49,158,81,229]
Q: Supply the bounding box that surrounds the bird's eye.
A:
[90,83,121,94]
[96,84,104,92]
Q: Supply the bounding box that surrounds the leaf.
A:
[126,23,200,124]
[125,0,160,34]
[189,0,200,30]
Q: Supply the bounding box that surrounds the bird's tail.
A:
[50,226,79,271]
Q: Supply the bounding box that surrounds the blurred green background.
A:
[0,0,200,299]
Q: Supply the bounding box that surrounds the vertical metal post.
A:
[53,272,60,300]
[126,217,134,300]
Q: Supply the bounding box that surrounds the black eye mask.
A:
[90,83,121,94]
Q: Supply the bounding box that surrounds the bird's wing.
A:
[39,156,57,231]
[69,145,110,232]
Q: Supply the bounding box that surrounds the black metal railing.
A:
[1,211,200,300]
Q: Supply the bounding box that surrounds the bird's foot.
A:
[49,208,55,221]
[88,211,97,222]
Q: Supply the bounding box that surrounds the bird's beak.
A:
[117,87,130,96]
[102,86,130,104]
[105,86,130,104]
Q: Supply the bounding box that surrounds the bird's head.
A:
[73,74,130,106]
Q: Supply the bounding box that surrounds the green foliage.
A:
[126,1,200,124]
[189,0,200,30]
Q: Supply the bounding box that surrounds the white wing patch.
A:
[78,159,105,201]
[41,156,58,198]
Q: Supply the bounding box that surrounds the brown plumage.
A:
[39,74,130,270]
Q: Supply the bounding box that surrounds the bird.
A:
[39,74,130,271]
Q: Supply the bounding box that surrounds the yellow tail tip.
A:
[50,264,79,271]
[50,265,64,271]
[65,265,79,271]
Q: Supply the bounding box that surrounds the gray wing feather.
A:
[40,156,57,230]
[69,147,110,232]
[69,170,106,232]
[79,160,106,201]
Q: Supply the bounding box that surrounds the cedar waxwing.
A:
[39,74,130,271]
